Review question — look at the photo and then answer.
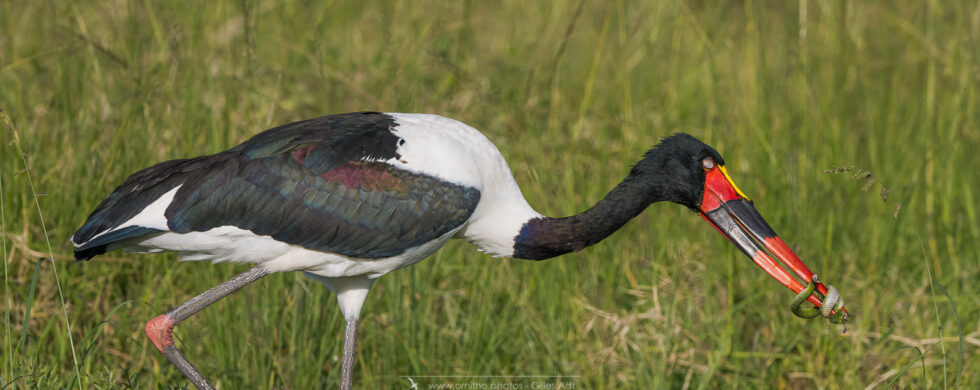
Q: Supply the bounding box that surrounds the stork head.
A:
[634,133,848,322]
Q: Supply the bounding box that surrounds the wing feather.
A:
[73,112,480,260]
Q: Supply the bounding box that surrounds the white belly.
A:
[121,225,461,279]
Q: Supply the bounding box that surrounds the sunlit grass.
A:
[2,0,978,388]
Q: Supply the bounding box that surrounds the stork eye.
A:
[702,157,715,171]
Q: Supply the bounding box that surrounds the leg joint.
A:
[145,313,177,351]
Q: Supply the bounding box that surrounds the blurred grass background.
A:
[1,0,978,388]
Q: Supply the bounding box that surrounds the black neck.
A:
[512,173,659,260]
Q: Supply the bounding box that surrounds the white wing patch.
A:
[74,185,182,247]
[385,113,493,189]
[385,113,541,258]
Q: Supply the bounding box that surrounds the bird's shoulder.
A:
[231,111,402,174]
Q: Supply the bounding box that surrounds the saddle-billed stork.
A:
[72,112,847,389]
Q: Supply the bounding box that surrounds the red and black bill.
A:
[699,161,847,318]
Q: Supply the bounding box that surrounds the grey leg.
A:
[302,273,374,390]
[145,265,269,390]
[340,316,359,390]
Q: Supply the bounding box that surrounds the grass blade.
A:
[917,234,947,388]
[885,345,931,388]
[935,282,963,385]
[1,110,82,388]
[1,157,11,389]
[17,258,42,354]
[67,300,138,389]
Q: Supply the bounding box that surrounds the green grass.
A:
[2,0,978,388]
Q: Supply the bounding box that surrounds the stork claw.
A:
[791,275,848,326]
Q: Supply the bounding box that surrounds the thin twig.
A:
[56,26,129,69]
